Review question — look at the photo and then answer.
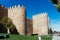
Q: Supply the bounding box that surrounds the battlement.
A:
[0,5,7,9]
[0,5,4,8]
[33,12,49,35]
[0,4,25,11]
[8,5,26,35]
[8,5,25,10]
[33,12,48,18]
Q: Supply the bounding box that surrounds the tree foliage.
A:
[0,16,16,34]
[51,0,58,4]
[51,0,60,12]
[0,17,12,28]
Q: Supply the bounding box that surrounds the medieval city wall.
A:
[0,5,50,35]
[33,12,49,35]
[0,5,8,19]
[8,5,26,35]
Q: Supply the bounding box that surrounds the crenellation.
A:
[14,5,17,8]
[21,5,24,8]
[0,4,50,36]
[8,5,26,12]
[11,6,15,9]
[9,7,12,10]
[18,5,20,7]
[1,5,4,7]
[8,5,26,35]
[33,12,49,35]
[42,12,45,15]
[21,5,25,10]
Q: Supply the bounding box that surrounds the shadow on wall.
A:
[10,25,19,34]
[0,23,7,33]
[0,23,19,34]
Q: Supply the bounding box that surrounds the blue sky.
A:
[0,0,60,31]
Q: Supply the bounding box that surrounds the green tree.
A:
[0,16,15,34]
[51,0,60,12]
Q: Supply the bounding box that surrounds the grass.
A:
[0,33,53,40]
[0,33,38,40]
[41,35,53,40]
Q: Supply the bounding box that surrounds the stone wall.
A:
[26,18,33,35]
[8,5,26,35]
[33,12,49,35]
[0,5,8,19]
[0,5,33,35]
[0,5,50,36]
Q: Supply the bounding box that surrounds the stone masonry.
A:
[8,5,26,35]
[0,5,50,35]
[0,5,26,35]
[33,13,49,35]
